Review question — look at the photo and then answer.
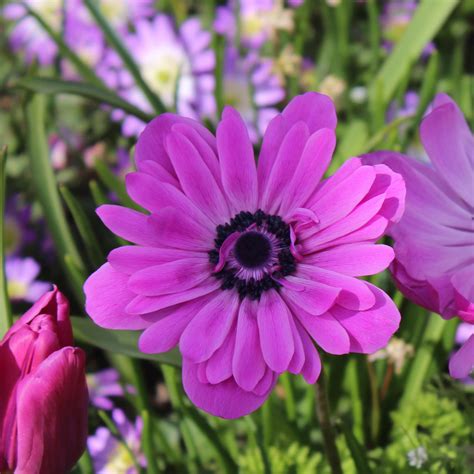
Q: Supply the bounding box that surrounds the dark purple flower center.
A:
[208,210,296,300]
[234,231,271,268]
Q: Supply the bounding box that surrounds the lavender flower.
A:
[6,257,50,303]
[101,14,215,137]
[88,409,145,474]
[87,369,125,410]
[4,196,34,257]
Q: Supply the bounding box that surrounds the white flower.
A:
[407,446,428,469]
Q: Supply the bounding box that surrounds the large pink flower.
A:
[84,93,404,418]
[363,94,473,322]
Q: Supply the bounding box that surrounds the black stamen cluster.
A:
[208,209,297,300]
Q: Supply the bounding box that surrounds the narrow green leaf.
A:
[0,145,12,337]
[64,255,86,305]
[94,160,140,210]
[340,420,373,474]
[374,0,458,103]
[362,114,414,153]
[84,0,166,114]
[25,94,86,302]
[89,180,108,206]
[60,186,104,268]
[16,77,153,123]
[399,313,448,410]
[141,410,160,474]
[72,316,181,367]
[25,7,103,87]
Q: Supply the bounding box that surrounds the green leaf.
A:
[60,186,104,269]
[0,145,12,337]
[25,6,103,87]
[16,77,153,123]
[340,420,373,474]
[71,316,181,367]
[84,0,166,114]
[374,0,458,103]
[25,94,86,305]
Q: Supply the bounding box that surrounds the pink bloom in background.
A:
[0,287,88,473]
[85,92,404,418]
[363,94,474,321]
[6,257,50,303]
[449,323,474,380]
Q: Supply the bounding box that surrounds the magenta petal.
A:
[180,292,239,363]
[14,347,88,474]
[96,205,159,246]
[257,290,295,373]
[310,243,394,276]
[217,106,258,213]
[252,367,277,396]
[182,358,272,419]
[138,297,211,353]
[205,329,236,384]
[296,322,322,384]
[449,334,474,379]
[287,316,305,374]
[331,283,401,353]
[233,299,267,391]
[84,263,149,330]
[128,258,210,296]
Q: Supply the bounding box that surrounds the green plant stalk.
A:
[0,145,12,337]
[280,373,296,422]
[60,186,104,269]
[161,365,237,474]
[84,0,166,115]
[399,313,448,410]
[366,0,380,74]
[77,448,94,474]
[363,114,414,153]
[141,410,159,474]
[315,369,343,474]
[25,95,86,303]
[16,77,153,123]
[89,180,108,206]
[340,419,373,474]
[213,34,225,117]
[366,359,381,445]
[25,7,103,87]
[63,255,86,305]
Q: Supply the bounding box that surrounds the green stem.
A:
[366,359,381,445]
[315,370,343,474]
[0,145,12,337]
[280,373,296,422]
[399,313,448,410]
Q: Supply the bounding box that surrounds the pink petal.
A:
[138,297,212,353]
[206,328,236,384]
[252,367,278,396]
[296,321,322,384]
[233,299,267,391]
[180,292,239,363]
[14,347,88,474]
[216,107,258,213]
[84,263,149,329]
[331,283,401,353]
[96,205,159,246]
[182,358,272,419]
[280,128,336,218]
[449,334,474,379]
[165,131,229,223]
[287,315,305,374]
[128,258,210,296]
[309,243,394,276]
[257,290,295,373]
[136,160,180,188]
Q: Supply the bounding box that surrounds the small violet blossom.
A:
[450,322,474,381]
[101,14,215,137]
[87,368,126,410]
[6,257,50,303]
[88,409,146,474]
[363,94,474,380]
[85,92,405,419]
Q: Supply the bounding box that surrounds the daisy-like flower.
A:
[221,47,285,142]
[6,257,50,303]
[3,0,63,65]
[101,15,215,137]
[363,94,473,381]
[88,409,145,474]
[85,92,404,418]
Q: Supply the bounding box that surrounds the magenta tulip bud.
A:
[0,287,88,474]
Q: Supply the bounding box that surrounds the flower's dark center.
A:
[234,231,271,268]
[208,210,297,300]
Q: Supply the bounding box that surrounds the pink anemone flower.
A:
[363,93,474,381]
[84,92,405,418]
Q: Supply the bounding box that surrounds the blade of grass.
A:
[0,145,12,337]
[17,77,153,123]
[60,186,104,268]
[141,409,160,474]
[373,0,458,103]
[340,419,373,474]
[84,0,166,114]
[25,94,86,303]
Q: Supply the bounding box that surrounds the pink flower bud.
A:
[0,287,88,473]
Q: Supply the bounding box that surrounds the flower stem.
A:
[315,369,343,474]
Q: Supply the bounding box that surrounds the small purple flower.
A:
[3,0,62,65]
[221,47,285,142]
[387,91,419,123]
[101,14,215,137]
[6,257,51,303]
[87,369,125,410]
[88,409,145,474]
[4,196,34,257]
